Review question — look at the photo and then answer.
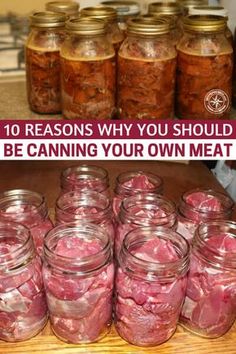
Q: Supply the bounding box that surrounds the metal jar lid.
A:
[149,2,182,16]
[180,0,208,10]
[144,13,176,29]
[65,17,106,35]
[30,11,68,28]
[100,1,140,16]
[80,6,117,21]
[189,6,228,18]
[127,17,170,36]
[46,1,79,15]
[183,15,227,32]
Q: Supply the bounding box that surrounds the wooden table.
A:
[0,160,235,354]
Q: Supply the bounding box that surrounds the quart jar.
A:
[0,189,53,256]
[176,15,233,120]
[118,18,177,119]
[45,1,80,18]
[177,188,234,242]
[60,165,110,197]
[113,170,163,216]
[25,11,67,114]
[180,221,236,338]
[55,191,115,243]
[115,226,190,346]
[43,223,114,343]
[60,18,116,120]
[0,221,48,342]
[115,193,177,255]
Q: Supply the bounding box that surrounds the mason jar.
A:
[60,18,116,120]
[43,223,114,343]
[176,15,233,120]
[0,189,53,256]
[25,11,67,114]
[180,221,236,338]
[115,193,177,255]
[0,221,48,342]
[113,171,163,216]
[177,188,234,242]
[115,226,190,346]
[55,191,115,243]
[60,165,110,197]
[118,18,177,119]
[179,0,209,16]
[45,1,80,18]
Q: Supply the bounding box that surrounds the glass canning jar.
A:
[45,1,80,18]
[115,193,177,256]
[60,165,110,197]
[118,18,177,119]
[0,189,53,256]
[113,170,163,216]
[43,222,114,343]
[179,0,209,16]
[60,18,116,120]
[115,226,190,346]
[55,191,115,243]
[180,221,236,338]
[176,15,233,120]
[0,221,48,342]
[25,11,67,114]
[177,188,234,242]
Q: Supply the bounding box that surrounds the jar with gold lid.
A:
[148,2,182,21]
[45,1,80,18]
[178,0,208,15]
[118,17,177,119]
[25,11,67,114]
[176,15,233,120]
[60,18,116,120]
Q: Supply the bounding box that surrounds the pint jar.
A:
[25,12,67,114]
[113,171,163,216]
[115,226,190,346]
[177,188,234,242]
[0,221,48,342]
[55,191,115,243]
[116,193,177,255]
[43,223,114,343]
[118,18,177,119]
[60,18,116,120]
[0,189,53,256]
[176,15,233,120]
[180,221,236,338]
[45,1,80,18]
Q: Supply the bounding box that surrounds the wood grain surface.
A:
[0,160,235,354]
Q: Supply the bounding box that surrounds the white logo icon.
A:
[204,89,230,114]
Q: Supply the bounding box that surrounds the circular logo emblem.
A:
[204,89,229,114]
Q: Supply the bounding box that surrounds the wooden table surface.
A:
[0,160,235,354]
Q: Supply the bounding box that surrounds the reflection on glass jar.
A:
[25,12,67,114]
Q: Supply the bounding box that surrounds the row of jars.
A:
[25,3,236,120]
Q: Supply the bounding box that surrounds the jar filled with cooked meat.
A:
[25,12,67,114]
[176,15,233,120]
[60,18,116,120]
[45,1,80,18]
[118,18,177,119]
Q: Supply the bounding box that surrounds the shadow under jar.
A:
[118,18,177,119]
[25,11,67,114]
[176,15,233,120]
[43,223,114,344]
[0,221,48,342]
[60,18,116,120]
[180,221,236,338]
[115,226,190,346]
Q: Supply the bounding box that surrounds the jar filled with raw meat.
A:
[177,188,234,242]
[43,222,114,343]
[60,18,116,120]
[118,18,177,119]
[180,221,236,338]
[55,191,115,243]
[60,165,110,197]
[113,171,163,216]
[25,11,67,114]
[0,189,53,256]
[0,221,48,342]
[176,15,233,119]
[80,6,124,53]
[45,1,80,18]
[115,193,177,255]
[115,226,190,346]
